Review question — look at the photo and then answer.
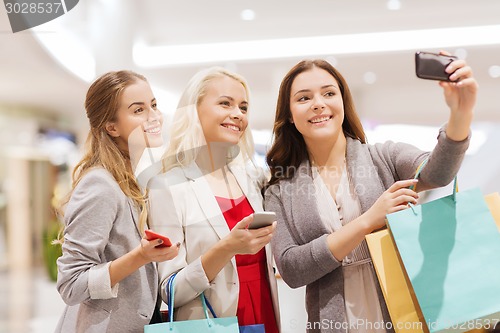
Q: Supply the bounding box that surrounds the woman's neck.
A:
[197,142,243,199]
[306,132,347,169]
[128,149,143,173]
[196,142,232,174]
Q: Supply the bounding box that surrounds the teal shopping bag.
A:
[202,291,265,333]
[386,180,500,332]
[144,274,239,333]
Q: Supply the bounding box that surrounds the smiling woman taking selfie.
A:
[264,56,477,333]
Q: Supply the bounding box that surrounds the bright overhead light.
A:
[365,124,486,155]
[488,65,500,78]
[363,71,377,84]
[240,9,256,21]
[387,0,401,11]
[32,23,95,82]
[134,25,500,68]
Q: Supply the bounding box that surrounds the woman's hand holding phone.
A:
[415,50,477,142]
[224,214,276,255]
[139,230,179,263]
[248,212,277,229]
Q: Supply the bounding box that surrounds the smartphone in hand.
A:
[415,51,457,81]
[144,229,172,247]
[248,212,276,230]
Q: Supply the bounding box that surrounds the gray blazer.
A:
[55,168,159,333]
[265,128,470,333]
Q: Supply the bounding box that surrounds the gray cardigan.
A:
[55,168,159,333]
[264,128,469,333]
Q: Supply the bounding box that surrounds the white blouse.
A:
[312,166,385,333]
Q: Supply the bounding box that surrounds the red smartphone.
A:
[144,229,172,247]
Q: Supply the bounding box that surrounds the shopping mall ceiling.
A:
[1,0,499,133]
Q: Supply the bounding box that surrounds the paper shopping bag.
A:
[484,192,500,231]
[386,187,500,333]
[366,229,426,333]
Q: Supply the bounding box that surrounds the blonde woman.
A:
[148,67,280,332]
[55,71,179,332]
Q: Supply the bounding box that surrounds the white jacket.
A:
[148,161,280,329]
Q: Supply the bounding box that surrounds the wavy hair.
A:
[59,70,150,234]
[267,59,366,186]
[162,67,255,171]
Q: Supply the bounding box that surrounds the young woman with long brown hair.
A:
[265,55,477,332]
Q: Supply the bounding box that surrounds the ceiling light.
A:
[365,124,486,155]
[488,65,500,78]
[240,9,256,21]
[363,71,377,84]
[134,25,500,68]
[32,23,95,82]
[387,0,401,11]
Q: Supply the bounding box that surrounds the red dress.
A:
[215,195,279,333]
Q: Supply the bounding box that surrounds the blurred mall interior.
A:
[1,1,500,332]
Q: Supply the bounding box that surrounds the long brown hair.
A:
[266,59,366,186]
[59,70,150,233]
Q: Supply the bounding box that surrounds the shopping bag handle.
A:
[166,273,217,323]
[410,157,458,201]
[410,158,428,191]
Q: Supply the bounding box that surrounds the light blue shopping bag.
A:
[144,274,266,333]
[387,176,500,332]
[144,273,239,333]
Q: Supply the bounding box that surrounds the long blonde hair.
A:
[162,67,255,171]
[60,70,150,233]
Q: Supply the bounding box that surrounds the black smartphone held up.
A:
[415,51,458,81]
[248,212,276,230]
